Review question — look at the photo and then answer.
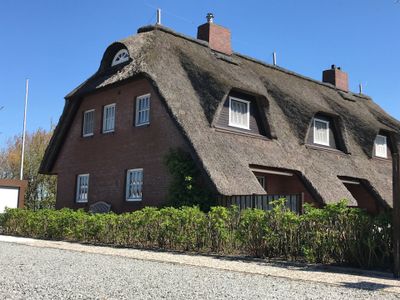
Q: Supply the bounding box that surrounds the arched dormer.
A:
[306,113,348,152]
[111,49,129,66]
[98,43,131,73]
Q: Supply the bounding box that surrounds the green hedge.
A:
[0,200,392,269]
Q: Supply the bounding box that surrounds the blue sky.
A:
[0,0,399,148]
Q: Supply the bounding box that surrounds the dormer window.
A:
[313,118,329,146]
[111,49,129,66]
[374,134,387,158]
[229,97,250,130]
[307,114,347,152]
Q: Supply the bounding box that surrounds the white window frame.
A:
[374,134,388,158]
[126,168,143,201]
[111,49,129,66]
[256,175,266,191]
[313,118,330,146]
[102,103,116,133]
[228,97,250,130]
[76,174,89,203]
[82,109,95,137]
[135,94,151,127]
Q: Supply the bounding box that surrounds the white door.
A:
[0,187,19,213]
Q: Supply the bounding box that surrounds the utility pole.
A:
[20,79,29,181]
[393,138,400,278]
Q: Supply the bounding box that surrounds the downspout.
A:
[393,136,400,278]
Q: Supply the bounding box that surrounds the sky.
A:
[0,0,399,148]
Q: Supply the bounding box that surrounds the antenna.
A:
[20,79,29,180]
[156,8,161,25]
[272,51,277,66]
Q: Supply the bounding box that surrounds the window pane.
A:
[126,169,143,200]
[76,175,89,202]
[314,119,329,145]
[230,99,249,129]
[135,95,150,126]
[103,105,115,132]
[375,135,387,158]
[83,110,94,136]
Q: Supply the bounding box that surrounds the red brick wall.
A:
[343,182,379,214]
[254,172,317,206]
[53,78,190,213]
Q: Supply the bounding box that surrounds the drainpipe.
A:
[393,137,400,278]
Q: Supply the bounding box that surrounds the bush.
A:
[0,200,392,270]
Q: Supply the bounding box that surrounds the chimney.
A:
[197,13,232,55]
[322,65,349,92]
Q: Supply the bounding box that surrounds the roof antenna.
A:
[272,51,277,66]
[156,8,161,25]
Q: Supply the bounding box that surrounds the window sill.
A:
[372,156,391,162]
[82,134,94,138]
[126,198,142,202]
[135,123,150,128]
[102,130,115,135]
[214,126,269,140]
[305,144,347,155]
[76,200,88,204]
[228,123,250,131]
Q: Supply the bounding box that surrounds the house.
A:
[40,14,400,214]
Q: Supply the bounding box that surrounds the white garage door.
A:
[0,187,19,213]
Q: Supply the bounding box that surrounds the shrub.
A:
[164,148,214,210]
[0,202,392,270]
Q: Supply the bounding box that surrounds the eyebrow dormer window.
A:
[111,49,129,66]
[229,97,250,130]
[374,134,387,158]
[313,118,329,146]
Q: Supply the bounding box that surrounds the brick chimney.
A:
[197,13,232,55]
[322,65,349,92]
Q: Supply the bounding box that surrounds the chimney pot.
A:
[206,13,214,23]
[322,65,349,92]
[197,13,232,55]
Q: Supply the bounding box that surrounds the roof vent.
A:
[322,65,349,92]
[197,13,232,55]
[206,12,214,23]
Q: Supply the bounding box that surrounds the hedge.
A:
[0,200,392,270]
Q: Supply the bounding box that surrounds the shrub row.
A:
[0,200,392,269]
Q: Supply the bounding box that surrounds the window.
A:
[313,118,329,146]
[111,49,129,66]
[76,174,89,203]
[126,169,143,201]
[135,94,150,126]
[256,175,266,190]
[374,135,387,158]
[103,104,116,133]
[82,109,95,137]
[229,97,250,129]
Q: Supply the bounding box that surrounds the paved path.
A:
[0,235,399,299]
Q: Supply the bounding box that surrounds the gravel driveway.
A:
[0,241,399,300]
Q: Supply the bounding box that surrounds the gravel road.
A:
[0,242,398,300]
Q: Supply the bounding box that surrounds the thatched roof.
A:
[41,25,400,207]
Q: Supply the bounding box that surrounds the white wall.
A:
[0,187,19,213]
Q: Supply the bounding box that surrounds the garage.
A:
[0,179,27,213]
